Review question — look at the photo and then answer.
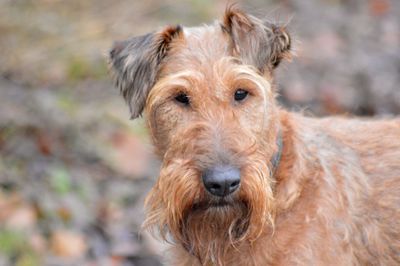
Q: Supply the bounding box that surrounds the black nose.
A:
[202,165,241,197]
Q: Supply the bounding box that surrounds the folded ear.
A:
[222,6,291,73]
[109,25,182,119]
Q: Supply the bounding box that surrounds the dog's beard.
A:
[179,197,250,264]
[144,156,276,265]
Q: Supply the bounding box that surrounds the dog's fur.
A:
[109,6,400,266]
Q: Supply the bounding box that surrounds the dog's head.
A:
[109,6,291,263]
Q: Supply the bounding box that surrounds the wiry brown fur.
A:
[109,6,400,266]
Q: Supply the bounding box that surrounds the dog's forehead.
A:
[182,23,228,54]
[161,23,230,74]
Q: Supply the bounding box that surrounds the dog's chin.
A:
[180,198,250,244]
[187,197,250,229]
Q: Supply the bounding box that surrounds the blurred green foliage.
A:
[15,252,41,266]
[0,229,41,266]
[0,229,25,254]
[49,167,71,195]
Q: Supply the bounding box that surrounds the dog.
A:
[109,6,400,266]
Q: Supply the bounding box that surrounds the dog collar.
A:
[270,130,283,174]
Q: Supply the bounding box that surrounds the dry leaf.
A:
[110,131,151,178]
[51,230,87,258]
[369,0,390,16]
[6,204,37,230]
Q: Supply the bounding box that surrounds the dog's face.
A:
[109,7,291,262]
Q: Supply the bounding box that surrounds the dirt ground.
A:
[0,0,399,265]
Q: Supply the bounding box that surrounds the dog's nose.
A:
[202,165,241,197]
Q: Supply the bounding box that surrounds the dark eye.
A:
[234,89,249,102]
[175,93,190,105]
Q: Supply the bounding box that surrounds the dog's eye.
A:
[234,89,249,102]
[175,93,190,105]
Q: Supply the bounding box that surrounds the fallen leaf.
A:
[369,0,390,16]
[56,206,73,223]
[0,192,21,223]
[109,131,151,178]
[50,230,87,258]
[6,204,37,230]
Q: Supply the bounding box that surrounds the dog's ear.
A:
[109,25,182,119]
[222,6,291,72]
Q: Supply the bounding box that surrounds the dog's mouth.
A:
[209,200,231,208]
[191,197,238,211]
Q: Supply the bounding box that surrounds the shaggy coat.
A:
[109,6,400,266]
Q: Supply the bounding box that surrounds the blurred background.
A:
[0,0,399,265]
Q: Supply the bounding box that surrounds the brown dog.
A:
[109,6,400,266]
